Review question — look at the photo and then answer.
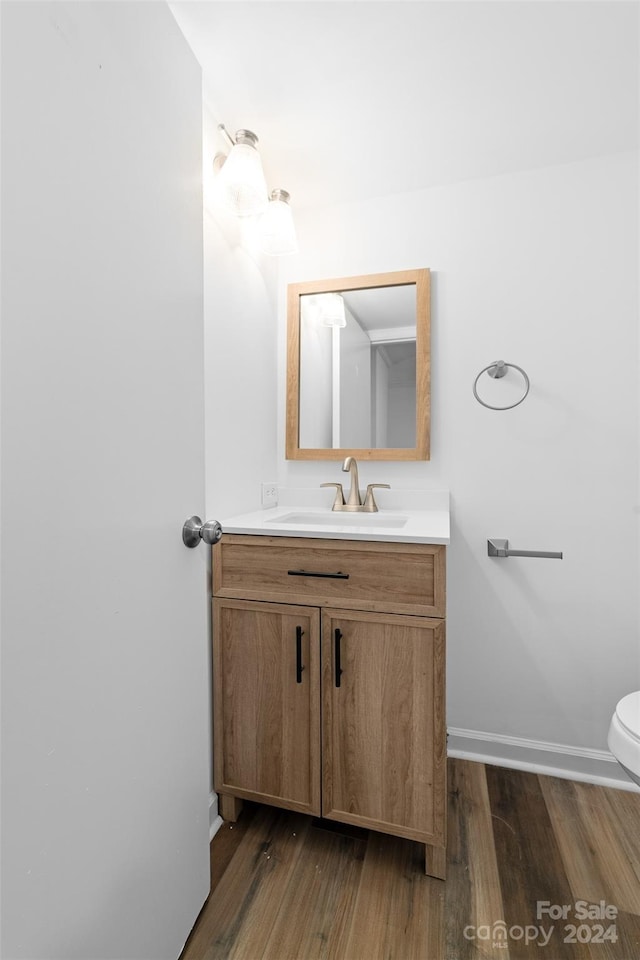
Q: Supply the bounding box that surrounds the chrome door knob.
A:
[182,515,222,548]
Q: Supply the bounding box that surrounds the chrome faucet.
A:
[320,456,391,513]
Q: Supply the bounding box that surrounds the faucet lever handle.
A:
[320,482,345,510]
[363,483,391,513]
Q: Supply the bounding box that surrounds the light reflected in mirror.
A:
[286,269,430,461]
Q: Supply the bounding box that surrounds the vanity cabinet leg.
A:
[425,842,446,880]
[219,794,243,823]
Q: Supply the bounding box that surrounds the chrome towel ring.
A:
[473,360,530,410]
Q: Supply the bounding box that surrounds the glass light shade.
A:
[216,130,268,217]
[320,292,346,328]
[259,189,298,256]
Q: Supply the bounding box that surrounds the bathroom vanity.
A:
[209,264,446,874]
[211,502,448,878]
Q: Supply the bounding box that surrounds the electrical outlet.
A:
[261,482,278,508]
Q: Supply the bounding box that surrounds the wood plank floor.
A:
[180,760,640,960]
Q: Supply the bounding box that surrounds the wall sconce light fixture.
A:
[259,189,298,256]
[214,125,298,255]
[214,127,268,217]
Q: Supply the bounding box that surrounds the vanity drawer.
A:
[213,535,445,617]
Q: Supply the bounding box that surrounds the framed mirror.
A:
[286,268,430,460]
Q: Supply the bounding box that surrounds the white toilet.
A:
[608,691,640,786]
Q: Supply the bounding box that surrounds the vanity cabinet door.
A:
[213,598,321,816]
[321,608,446,846]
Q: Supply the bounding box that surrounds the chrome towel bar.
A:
[488,538,563,560]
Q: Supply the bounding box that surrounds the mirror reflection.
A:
[286,269,430,461]
[299,285,417,449]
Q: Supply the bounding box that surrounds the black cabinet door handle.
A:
[334,628,343,688]
[287,569,349,580]
[295,626,304,684]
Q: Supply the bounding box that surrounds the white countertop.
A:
[219,490,450,545]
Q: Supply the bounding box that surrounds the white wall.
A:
[202,110,278,522]
[339,307,372,448]
[278,151,639,771]
[201,107,278,810]
[299,299,332,448]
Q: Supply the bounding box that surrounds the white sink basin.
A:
[266,511,408,529]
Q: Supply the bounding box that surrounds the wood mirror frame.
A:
[286,268,430,461]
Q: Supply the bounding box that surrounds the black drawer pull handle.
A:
[335,628,343,688]
[287,569,349,580]
[296,626,304,684]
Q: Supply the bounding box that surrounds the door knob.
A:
[182,515,222,548]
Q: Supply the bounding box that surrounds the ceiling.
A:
[169,1,638,211]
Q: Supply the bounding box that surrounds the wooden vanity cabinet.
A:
[212,534,447,878]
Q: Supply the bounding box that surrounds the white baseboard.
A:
[209,791,224,841]
[447,727,640,793]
